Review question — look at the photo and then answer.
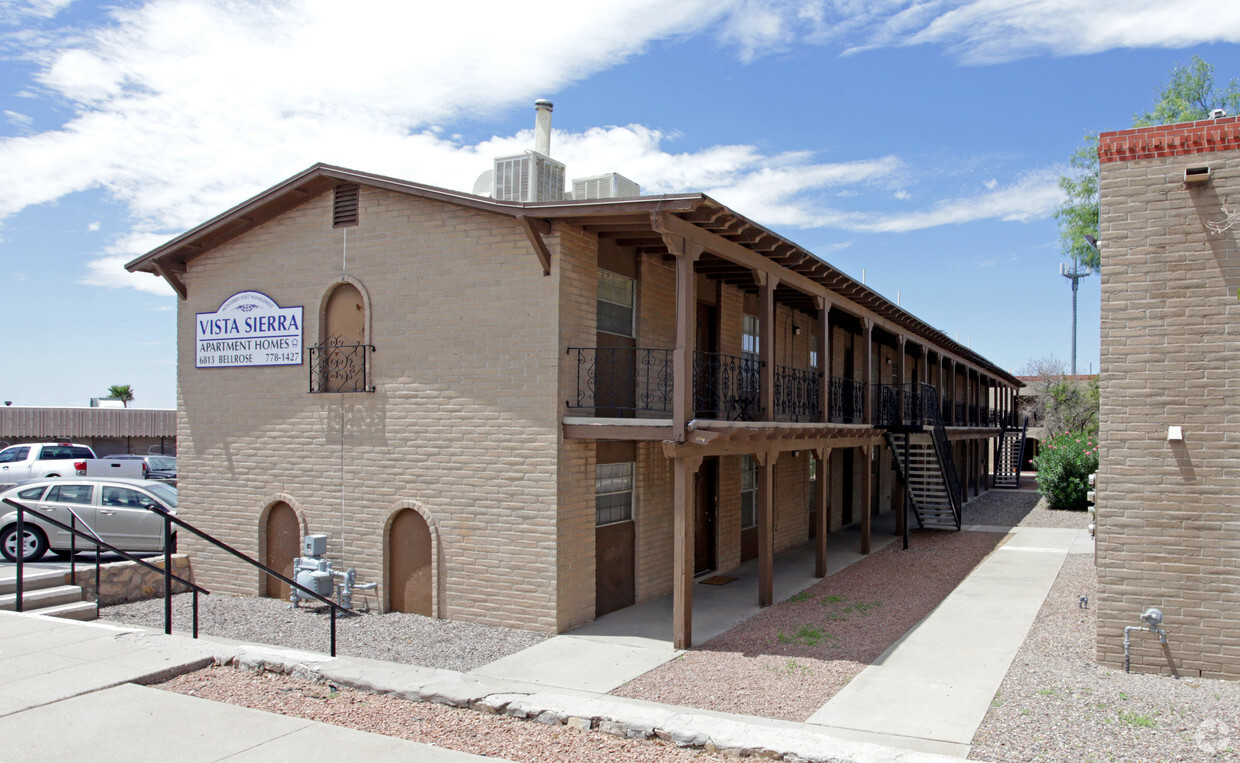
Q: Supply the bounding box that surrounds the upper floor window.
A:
[809,334,819,370]
[742,314,759,360]
[597,269,635,337]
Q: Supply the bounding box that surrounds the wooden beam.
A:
[757,449,775,607]
[818,305,830,424]
[861,444,872,555]
[152,261,187,300]
[759,275,776,420]
[518,216,552,275]
[673,454,703,649]
[670,237,702,441]
[815,446,831,577]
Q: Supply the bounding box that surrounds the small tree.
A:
[1019,357,1099,437]
[106,385,134,408]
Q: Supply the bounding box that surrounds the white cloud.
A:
[87,221,100,231]
[983,178,998,190]
[4,111,33,129]
[893,189,910,200]
[837,0,1240,64]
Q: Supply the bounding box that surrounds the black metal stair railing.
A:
[564,347,673,415]
[693,352,763,421]
[773,365,820,422]
[873,383,962,529]
[3,496,354,656]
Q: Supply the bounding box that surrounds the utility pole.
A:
[1060,261,1091,375]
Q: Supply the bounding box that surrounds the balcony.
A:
[309,338,376,393]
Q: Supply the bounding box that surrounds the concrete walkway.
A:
[469,516,899,694]
[0,507,1092,762]
[0,612,506,762]
[805,525,1093,758]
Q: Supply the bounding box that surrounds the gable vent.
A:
[333,183,360,228]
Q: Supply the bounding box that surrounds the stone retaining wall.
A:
[65,554,193,606]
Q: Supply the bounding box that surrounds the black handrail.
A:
[137,502,352,656]
[3,497,207,634]
[4,496,353,656]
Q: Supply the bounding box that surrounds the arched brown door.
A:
[388,509,432,615]
[264,502,299,600]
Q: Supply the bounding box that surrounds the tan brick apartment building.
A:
[128,162,1021,647]
[1098,116,1240,677]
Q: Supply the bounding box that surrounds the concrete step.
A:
[34,600,97,621]
[0,569,67,595]
[0,584,87,612]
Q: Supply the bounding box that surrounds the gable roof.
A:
[127,163,1021,386]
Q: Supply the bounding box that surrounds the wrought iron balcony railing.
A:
[773,365,820,422]
[309,337,375,393]
[694,351,763,421]
[564,347,673,415]
[829,376,866,424]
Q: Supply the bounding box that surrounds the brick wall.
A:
[178,186,563,631]
[1097,134,1240,678]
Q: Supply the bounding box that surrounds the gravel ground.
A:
[613,528,1009,721]
[101,594,548,672]
[965,482,1090,530]
[158,666,728,763]
[970,553,1240,762]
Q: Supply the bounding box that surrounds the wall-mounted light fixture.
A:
[1168,425,1184,441]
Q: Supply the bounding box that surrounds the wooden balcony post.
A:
[673,453,703,649]
[758,273,778,419]
[757,449,777,607]
[815,446,830,577]
[861,444,872,555]
[817,300,830,424]
[671,240,702,440]
[862,319,874,425]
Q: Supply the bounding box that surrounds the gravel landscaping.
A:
[964,482,1090,530]
[159,666,728,763]
[613,527,1009,721]
[101,594,548,672]
[970,553,1240,762]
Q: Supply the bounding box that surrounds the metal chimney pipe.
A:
[534,99,553,156]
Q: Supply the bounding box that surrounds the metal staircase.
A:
[992,417,1028,489]
[877,383,962,534]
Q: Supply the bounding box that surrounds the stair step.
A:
[0,569,67,595]
[0,584,86,611]
[34,601,97,621]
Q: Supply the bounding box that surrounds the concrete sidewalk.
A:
[805,525,1092,758]
[0,613,505,762]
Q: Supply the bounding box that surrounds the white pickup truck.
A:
[0,442,96,487]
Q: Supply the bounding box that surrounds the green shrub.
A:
[1033,431,1098,509]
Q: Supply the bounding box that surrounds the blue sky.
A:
[3,0,1239,409]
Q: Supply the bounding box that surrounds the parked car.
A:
[0,442,96,488]
[0,477,177,562]
[94,454,177,484]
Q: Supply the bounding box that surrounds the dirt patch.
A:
[159,666,726,762]
[613,529,1008,721]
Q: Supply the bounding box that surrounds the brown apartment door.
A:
[695,457,718,574]
[595,443,636,618]
[841,449,855,526]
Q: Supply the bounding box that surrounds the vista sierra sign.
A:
[196,291,304,368]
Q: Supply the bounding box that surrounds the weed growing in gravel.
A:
[821,594,845,604]
[788,591,815,603]
[1037,687,1059,697]
[777,624,834,648]
[768,659,813,676]
[1117,710,1156,728]
[844,600,882,615]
